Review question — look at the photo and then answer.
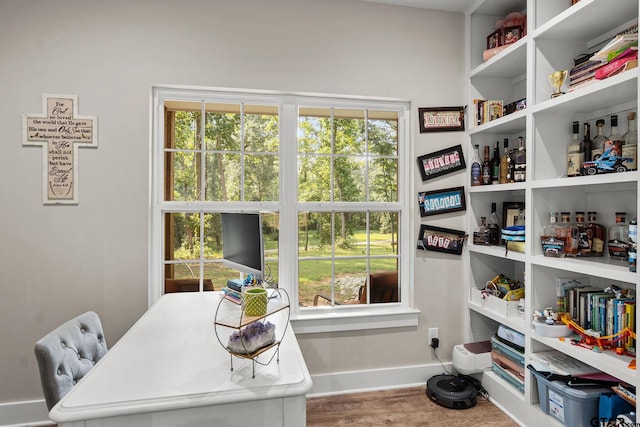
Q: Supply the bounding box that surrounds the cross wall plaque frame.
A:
[22,94,98,204]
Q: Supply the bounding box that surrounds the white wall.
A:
[0,0,465,403]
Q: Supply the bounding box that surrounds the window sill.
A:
[290,306,420,334]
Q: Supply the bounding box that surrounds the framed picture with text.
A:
[418,107,465,133]
[417,224,466,255]
[417,144,466,182]
[418,186,466,217]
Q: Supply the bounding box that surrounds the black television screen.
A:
[221,212,264,279]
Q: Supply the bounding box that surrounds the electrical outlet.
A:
[428,327,439,346]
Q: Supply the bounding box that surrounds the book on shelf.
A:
[595,48,638,80]
[473,99,503,125]
[528,351,601,377]
[222,287,242,304]
[570,59,604,77]
[591,33,638,63]
[569,77,597,92]
[625,302,635,348]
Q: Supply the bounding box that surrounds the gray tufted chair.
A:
[34,311,108,410]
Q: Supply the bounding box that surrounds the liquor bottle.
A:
[513,136,526,182]
[583,122,592,162]
[586,211,605,257]
[575,212,590,257]
[481,145,491,185]
[473,217,491,246]
[470,144,482,186]
[487,203,500,245]
[591,119,606,160]
[629,217,637,272]
[491,141,500,184]
[608,115,623,157]
[541,212,565,257]
[608,212,629,261]
[622,112,637,170]
[559,212,578,256]
[500,138,510,184]
[567,121,584,177]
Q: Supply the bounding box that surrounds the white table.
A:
[50,292,312,427]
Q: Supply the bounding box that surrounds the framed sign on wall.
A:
[416,144,466,181]
[418,186,466,217]
[22,93,98,204]
[418,106,465,133]
[417,224,466,255]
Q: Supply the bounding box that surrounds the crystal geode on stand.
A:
[227,321,276,354]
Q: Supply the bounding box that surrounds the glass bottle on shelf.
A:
[622,112,637,170]
[473,217,491,246]
[541,212,565,257]
[470,144,482,186]
[500,138,510,184]
[482,145,491,185]
[591,119,606,160]
[559,212,577,256]
[583,122,592,162]
[608,115,623,157]
[608,212,629,261]
[513,136,526,182]
[491,141,500,184]
[487,203,500,245]
[629,217,637,272]
[567,121,583,177]
[587,211,605,257]
[575,212,590,257]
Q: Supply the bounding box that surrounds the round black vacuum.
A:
[426,374,478,409]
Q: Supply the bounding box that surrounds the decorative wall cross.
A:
[22,94,97,204]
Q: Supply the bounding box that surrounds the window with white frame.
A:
[150,87,413,324]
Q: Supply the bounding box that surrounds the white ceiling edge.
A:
[359,0,470,13]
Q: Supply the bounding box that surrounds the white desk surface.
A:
[50,292,312,424]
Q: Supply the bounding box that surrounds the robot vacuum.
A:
[426,374,479,409]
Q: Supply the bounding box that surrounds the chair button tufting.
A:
[77,354,81,360]
[60,342,65,348]
[72,380,76,385]
[80,328,85,334]
[57,369,62,375]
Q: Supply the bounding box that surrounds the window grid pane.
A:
[158,92,405,315]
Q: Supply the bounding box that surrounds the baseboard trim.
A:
[0,399,50,427]
[308,362,453,397]
[2,363,453,426]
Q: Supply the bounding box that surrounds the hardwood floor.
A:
[41,386,517,427]
[306,386,519,426]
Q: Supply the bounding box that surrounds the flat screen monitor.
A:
[221,212,264,279]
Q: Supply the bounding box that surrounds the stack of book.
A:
[568,59,605,92]
[222,279,244,304]
[473,99,503,126]
[564,286,636,349]
[569,30,638,92]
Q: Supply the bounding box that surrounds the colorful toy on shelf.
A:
[481,274,523,301]
[533,307,559,325]
[559,312,636,355]
[579,147,633,175]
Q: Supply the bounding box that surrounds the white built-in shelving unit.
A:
[464,0,639,424]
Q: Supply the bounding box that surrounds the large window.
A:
[150,87,413,327]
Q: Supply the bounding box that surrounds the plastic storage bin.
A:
[531,369,611,427]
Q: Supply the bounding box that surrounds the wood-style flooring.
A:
[306,386,519,427]
[41,386,518,427]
